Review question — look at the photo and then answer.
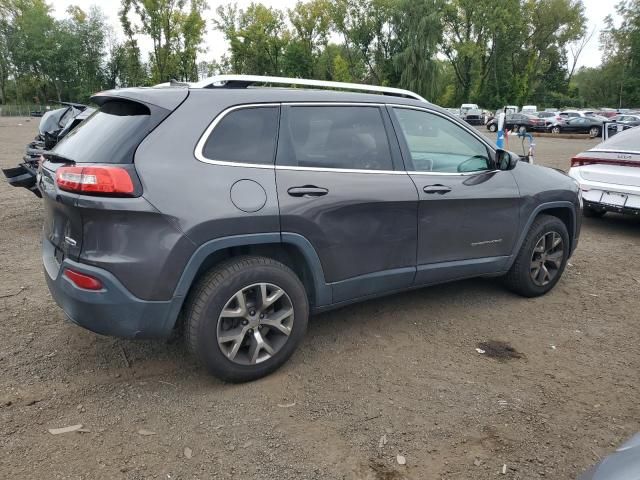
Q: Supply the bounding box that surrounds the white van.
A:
[522,105,537,114]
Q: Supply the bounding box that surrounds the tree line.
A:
[1,0,639,109]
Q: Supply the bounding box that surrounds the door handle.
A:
[423,184,452,194]
[287,185,329,197]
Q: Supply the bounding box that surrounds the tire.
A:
[589,126,601,138]
[583,206,606,218]
[488,123,497,132]
[503,214,570,297]
[551,126,561,134]
[184,256,309,382]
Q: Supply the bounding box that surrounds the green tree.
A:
[214,3,290,75]
[392,0,445,101]
[286,0,332,77]
[601,0,640,106]
[120,0,207,83]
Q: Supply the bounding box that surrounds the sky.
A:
[50,0,618,70]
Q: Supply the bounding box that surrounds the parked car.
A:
[485,113,544,132]
[40,75,581,382]
[569,127,640,218]
[559,110,591,119]
[521,105,537,114]
[578,432,640,479]
[535,111,565,129]
[460,103,483,125]
[2,102,94,197]
[613,114,640,128]
[595,108,618,118]
[547,116,604,137]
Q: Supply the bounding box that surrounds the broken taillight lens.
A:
[56,166,134,195]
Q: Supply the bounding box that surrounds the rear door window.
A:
[202,106,279,165]
[277,105,393,171]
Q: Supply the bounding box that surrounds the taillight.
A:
[56,166,134,196]
[571,157,640,168]
[63,269,103,290]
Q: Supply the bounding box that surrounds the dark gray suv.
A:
[40,76,581,382]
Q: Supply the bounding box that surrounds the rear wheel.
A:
[503,215,570,297]
[583,205,606,218]
[184,256,308,382]
[551,126,561,134]
[589,126,601,138]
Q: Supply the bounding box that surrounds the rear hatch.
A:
[40,88,188,261]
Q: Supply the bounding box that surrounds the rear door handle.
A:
[423,184,452,194]
[287,185,329,197]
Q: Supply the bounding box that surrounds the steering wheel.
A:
[457,155,490,173]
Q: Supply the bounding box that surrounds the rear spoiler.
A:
[91,87,188,111]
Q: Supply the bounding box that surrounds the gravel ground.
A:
[1,117,639,480]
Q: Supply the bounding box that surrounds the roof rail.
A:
[189,74,428,102]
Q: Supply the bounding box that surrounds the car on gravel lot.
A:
[569,127,640,218]
[39,75,581,382]
[485,113,545,132]
[547,116,605,137]
[535,111,565,129]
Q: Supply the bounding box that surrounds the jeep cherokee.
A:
[40,75,581,382]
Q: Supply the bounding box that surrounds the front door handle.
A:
[423,184,452,194]
[287,185,329,197]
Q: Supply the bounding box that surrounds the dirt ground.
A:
[1,116,639,480]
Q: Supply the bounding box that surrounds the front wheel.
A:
[503,215,570,297]
[184,256,309,382]
[488,123,497,132]
[551,126,561,134]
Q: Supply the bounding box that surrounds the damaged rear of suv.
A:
[41,76,581,382]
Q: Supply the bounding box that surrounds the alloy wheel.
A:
[589,127,600,137]
[216,283,294,365]
[530,231,564,287]
[551,126,560,134]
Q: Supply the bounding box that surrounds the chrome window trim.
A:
[275,165,405,175]
[195,101,500,176]
[195,102,404,175]
[405,169,500,177]
[194,103,280,169]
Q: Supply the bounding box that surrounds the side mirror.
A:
[495,149,519,170]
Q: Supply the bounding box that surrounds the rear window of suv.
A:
[53,100,154,164]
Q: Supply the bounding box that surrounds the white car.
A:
[569,127,640,218]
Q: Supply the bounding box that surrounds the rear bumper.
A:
[584,199,640,216]
[569,167,640,216]
[43,238,180,339]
